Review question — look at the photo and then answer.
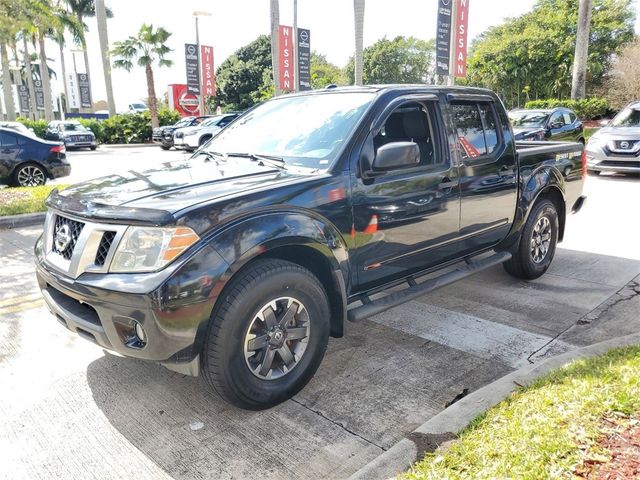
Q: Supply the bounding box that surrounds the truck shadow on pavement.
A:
[83,248,640,479]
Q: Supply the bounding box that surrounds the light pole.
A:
[193,10,211,115]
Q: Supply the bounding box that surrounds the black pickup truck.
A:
[35,85,586,409]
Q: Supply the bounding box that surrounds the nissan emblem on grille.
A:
[54,224,71,252]
[620,141,629,149]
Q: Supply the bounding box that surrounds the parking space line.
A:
[370,301,574,368]
[0,294,44,315]
[0,293,42,307]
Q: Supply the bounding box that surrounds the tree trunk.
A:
[95,0,115,115]
[59,42,69,113]
[145,63,159,129]
[270,0,280,95]
[1,43,16,120]
[571,0,592,99]
[22,36,37,120]
[77,12,93,112]
[353,0,365,86]
[37,31,54,121]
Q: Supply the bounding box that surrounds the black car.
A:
[44,121,97,150]
[152,116,212,150]
[0,127,71,187]
[509,108,584,143]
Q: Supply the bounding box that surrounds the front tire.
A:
[503,199,558,280]
[12,163,47,187]
[202,259,330,410]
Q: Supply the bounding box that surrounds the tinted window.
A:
[0,132,18,148]
[563,113,572,125]
[479,103,499,154]
[452,103,487,159]
[549,112,564,127]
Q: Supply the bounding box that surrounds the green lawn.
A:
[0,185,67,216]
[584,127,599,141]
[403,345,640,480]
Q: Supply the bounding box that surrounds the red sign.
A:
[167,84,200,116]
[279,25,294,92]
[200,45,215,97]
[454,0,470,78]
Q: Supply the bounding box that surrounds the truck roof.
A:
[287,84,497,97]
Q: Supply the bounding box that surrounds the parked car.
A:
[127,102,149,114]
[509,107,584,143]
[173,113,240,151]
[35,86,585,409]
[152,116,212,150]
[0,127,70,187]
[586,101,640,175]
[0,121,36,137]
[44,121,97,150]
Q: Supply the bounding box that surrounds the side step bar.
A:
[347,251,512,323]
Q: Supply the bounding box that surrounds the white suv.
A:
[173,113,239,151]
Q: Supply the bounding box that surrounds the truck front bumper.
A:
[34,235,228,375]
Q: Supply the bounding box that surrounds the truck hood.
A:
[48,155,298,224]
[595,126,640,139]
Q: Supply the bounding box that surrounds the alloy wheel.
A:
[17,166,46,187]
[530,216,551,264]
[244,297,311,380]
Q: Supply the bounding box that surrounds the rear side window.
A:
[563,112,572,125]
[0,132,17,148]
[452,102,501,159]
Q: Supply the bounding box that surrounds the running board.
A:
[347,251,512,323]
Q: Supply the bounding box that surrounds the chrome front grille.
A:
[44,211,128,279]
[52,215,84,260]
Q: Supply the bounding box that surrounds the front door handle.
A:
[438,178,459,190]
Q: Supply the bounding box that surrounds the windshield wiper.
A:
[192,150,228,162]
[227,152,287,170]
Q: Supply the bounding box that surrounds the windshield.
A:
[509,111,549,127]
[174,118,193,127]
[205,92,375,169]
[201,116,224,127]
[131,103,146,109]
[610,107,640,127]
[63,123,85,131]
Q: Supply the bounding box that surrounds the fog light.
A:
[134,322,147,344]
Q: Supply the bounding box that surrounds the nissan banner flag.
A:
[34,79,45,110]
[185,43,200,95]
[65,72,80,109]
[77,73,92,108]
[17,85,30,113]
[200,45,215,97]
[279,25,294,92]
[435,0,453,76]
[297,28,311,91]
[453,0,470,77]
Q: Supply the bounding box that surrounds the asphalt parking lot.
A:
[1,148,639,479]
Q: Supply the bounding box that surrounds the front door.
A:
[352,97,461,291]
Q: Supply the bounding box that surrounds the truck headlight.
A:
[110,226,200,273]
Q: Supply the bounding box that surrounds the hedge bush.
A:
[16,108,181,144]
[524,98,609,120]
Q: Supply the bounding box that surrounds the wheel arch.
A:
[10,160,51,184]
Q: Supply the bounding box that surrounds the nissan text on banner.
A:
[200,46,215,97]
[185,43,200,95]
[279,25,294,93]
[454,0,470,77]
[435,0,453,76]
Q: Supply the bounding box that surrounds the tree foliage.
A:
[215,35,273,112]
[464,0,636,108]
[345,36,436,85]
[310,52,347,89]
[603,37,640,109]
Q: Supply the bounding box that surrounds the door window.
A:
[549,112,565,127]
[0,132,18,148]
[374,102,440,167]
[563,112,572,125]
[452,102,501,159]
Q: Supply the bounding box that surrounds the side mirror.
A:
[549,121,563,129]
[372,141,420,172]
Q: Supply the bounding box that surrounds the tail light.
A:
[50,145,65,154]
[581,150,587,179]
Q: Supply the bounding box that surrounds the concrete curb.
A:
[100,143,157,148]
[350,333,640,480]
[0,212,45,230]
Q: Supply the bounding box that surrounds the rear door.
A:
[352,95,461,290]
[0,131,20,178]
[449,95,517,251]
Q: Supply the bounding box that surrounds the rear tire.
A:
[202,259,330,410]
[503,199,558,280]
[160,145,171,150]
[11,162,47,187]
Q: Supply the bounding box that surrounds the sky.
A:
[46,0,640,111]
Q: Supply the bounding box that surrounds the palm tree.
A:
[353,0,365,86]
[571,0,592,99]
[0,42,16,120]
[270,0,280,95]
[95,0,115,115]
[50,5,83,112]
[112,24,173,128]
